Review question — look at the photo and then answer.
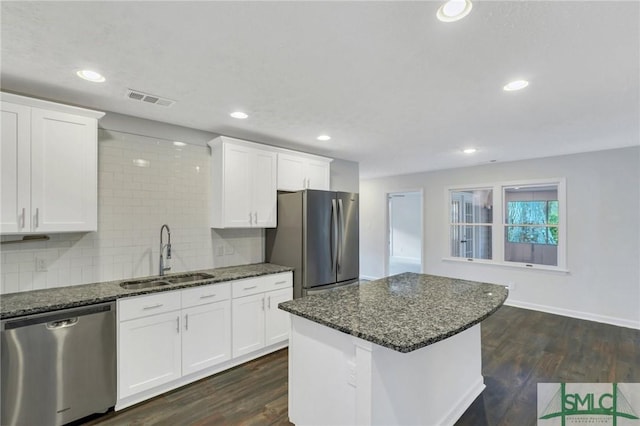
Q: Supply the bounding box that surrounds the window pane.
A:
[548,201,559,225]
[507,201,550,225]
[450,189,493,223]
[450,225,492,259]
[506,226,558,245]
[503,184,560,267]
[504,230,558,266]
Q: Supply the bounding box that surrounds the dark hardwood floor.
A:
[83,306,640,426]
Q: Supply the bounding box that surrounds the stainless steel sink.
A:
[120,278,172,290]
[165,272,215,284]
[119,272,215,290]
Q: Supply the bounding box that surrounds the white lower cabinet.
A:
[232,293,266,357]
[119,311,182,398]
[265,288,294,346]
[117,283,231,401]
[117,272,292,409]
[182,300,231,375]
[232,273,294,358]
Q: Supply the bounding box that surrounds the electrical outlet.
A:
[35,257,48,272]
[216,245,224,256]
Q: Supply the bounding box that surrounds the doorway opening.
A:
[387,191,423,276]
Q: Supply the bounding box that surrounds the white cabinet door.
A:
[277,152,331,191]
[252,149,277,227]
[210,137,277,228]
[232,293,265,357]
[119,311,182,399]
[182,300,231,376]
[305,158,331,190]
[31,108,98,232]
[277,153,306,191]
[222,143,252,227]
[265,287,293,346]
[0,102,31,233]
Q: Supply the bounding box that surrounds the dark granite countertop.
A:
[1,263,292,319]
[279,272,508,353]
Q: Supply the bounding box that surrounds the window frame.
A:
[444,178,568,272]
[448,186,494,261]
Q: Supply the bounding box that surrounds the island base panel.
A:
[288,316,484,426]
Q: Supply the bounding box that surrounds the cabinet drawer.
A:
[119,291,181,322]
[231,277,266,298]
[182,282,231,308]
[263,272,293,292]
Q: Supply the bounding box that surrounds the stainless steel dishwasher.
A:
[1,302,116,426]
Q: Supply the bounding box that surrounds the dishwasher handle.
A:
[46,318,79,329]
[2,303,113,331]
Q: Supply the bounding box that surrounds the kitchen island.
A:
[278,272,508,426]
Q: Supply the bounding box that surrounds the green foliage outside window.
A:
[506,201,558,245]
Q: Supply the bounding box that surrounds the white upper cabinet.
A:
[277,152,331,191]
[209,136,277,228]
[0,93,104,235]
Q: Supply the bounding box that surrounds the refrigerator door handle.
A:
[331,199,338,274]
[338,198,345,272]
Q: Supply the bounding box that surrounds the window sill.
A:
[442,257,570,273]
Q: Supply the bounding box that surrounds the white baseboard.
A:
[439,377,485,426]
[505,299,640,330]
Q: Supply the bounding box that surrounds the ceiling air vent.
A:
[126,89,175,107]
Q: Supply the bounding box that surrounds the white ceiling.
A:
[2,1,638,179]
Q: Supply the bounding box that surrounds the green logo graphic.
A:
[538,383,640,426]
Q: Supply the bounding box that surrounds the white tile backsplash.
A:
[0,129,264,294]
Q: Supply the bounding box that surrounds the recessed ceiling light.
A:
[317,135,331,141]
[503,80,529,91]
[230,111,248,119]
[173,141,186,147]
[463,148,477,154]
[76,70,105,83]
[437,0,473,22]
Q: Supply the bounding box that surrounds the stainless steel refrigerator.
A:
[265,190,359,298]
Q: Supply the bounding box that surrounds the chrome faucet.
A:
[159,224,172,276]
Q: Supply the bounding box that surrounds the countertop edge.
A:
[1,264,293,320]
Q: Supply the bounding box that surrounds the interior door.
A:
[387,192,423,275]
[303,190,335,288]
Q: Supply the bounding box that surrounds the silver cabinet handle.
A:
[143,303,163,310]
[244,285,258,290]
[268,296,271,309]
[254,211,258,224]
[200,294,217,299]
[176,316,180,333]
[307,177,311,188]
[20,207,25,229]
[34,208,39,228]
[262,297,265,311]
[185,313,189,331]
[274,280,287,285]
[249,212,253,225]
[303,177,307,188]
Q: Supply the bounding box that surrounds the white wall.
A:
[360,147,640,329]
[0,113,360,294]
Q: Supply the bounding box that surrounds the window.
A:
[449,188,493,260]
[447,179,566,270]
[503,185,559,266]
